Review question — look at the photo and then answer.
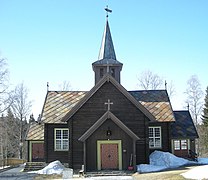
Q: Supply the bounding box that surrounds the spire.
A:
[98,19,116,60]
[92,7,123,85]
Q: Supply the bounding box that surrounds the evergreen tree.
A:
[6,108,20,158]
[202,86,208,126]
[1,109,19,158]
[199,86,208,157]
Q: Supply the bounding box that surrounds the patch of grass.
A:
[132,166,195,180]
[34,174,62,180]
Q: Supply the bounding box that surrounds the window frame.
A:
[174,139,188,150]
[149,126,162,149]
[181,139,187,150]
[174,140,180,150]
[54,128,69,151]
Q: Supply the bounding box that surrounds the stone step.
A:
[86,171,133,177]
[23,162,46,172]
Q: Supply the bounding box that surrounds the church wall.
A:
[44,124,69,164]
[70,82,150,170]
[149,122,172,154]
[190,139,196,153]
[136,116,150,164]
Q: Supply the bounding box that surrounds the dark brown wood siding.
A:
[136,117,150,164]
[86,119,133,171]
[44,123,69,164]
[190,139,196,152]
[149,122,172,154]
[69,82,150,170]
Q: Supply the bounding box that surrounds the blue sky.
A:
[0,0,207,119]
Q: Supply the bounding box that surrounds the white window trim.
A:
[181,139,188,150]
[149,126,162,149]
[173,139,188,150]
[174,140,180,150]
[54,128,69,151]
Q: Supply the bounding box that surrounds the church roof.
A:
[26,84,176,140]
[171,111,199,139]
[129,90,175,122]
[26,85,176,141]
[92,19,122,66]
[62,74,156,122]
[26,91,87,140]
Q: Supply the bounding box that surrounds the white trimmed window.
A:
[174,140,180,150]
[149,127,161,148]
[54,128,69,151]
[181,140,187,150]
[174,139,187,150]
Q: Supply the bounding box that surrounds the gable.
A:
[78,111,140,142]
[171,111,199,139]
[27,77,175,141]
[62,74,155,122]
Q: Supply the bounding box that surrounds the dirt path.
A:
[132,166,195,180]
[33,166,197,180]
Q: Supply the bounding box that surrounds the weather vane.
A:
[105,5,112,18]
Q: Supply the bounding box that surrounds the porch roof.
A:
[78,111,140,142]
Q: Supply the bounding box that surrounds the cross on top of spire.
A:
[105,5,112,18]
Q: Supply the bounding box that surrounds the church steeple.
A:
[98,19,116,61]
[92,9,123,85]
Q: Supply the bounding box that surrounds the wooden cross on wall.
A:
[104,99,113,111]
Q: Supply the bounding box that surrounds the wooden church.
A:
[26,14,198,172]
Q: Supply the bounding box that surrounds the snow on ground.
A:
[137,150,208,179]
[33,161,133,179]
[36,160,64,175]
[149,150,190,168]
[137,151,191,173]
[0,166,10,170]
[84,176,133,180]
[181,165,208,180]
[27,151,208,179]
[197,157,208,165]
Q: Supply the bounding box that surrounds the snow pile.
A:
[37,160,64,175]
[150,150,189,168]
[198,157,208,165]
[137,150,192,173]
[0,166,10,170]
[181,165,208,180]
[137,164,167,173]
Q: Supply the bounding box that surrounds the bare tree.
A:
[58,80,72,91]
[10,83,32,159]
[0,57,11,113]
[166,80,176,99]
[185,75,203,126]
[137,70,163,90]
[0,115,4,166]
